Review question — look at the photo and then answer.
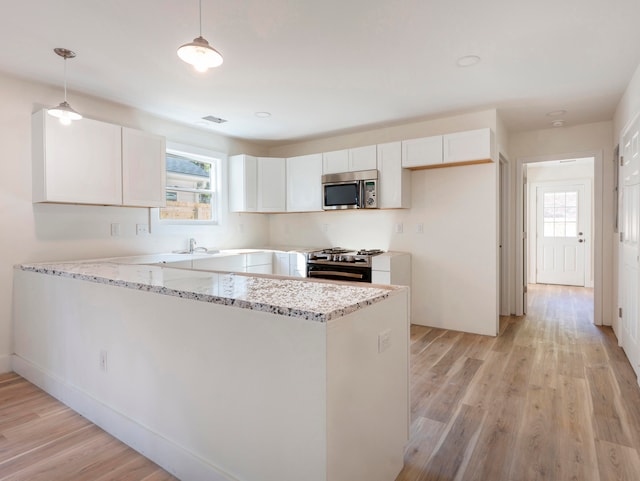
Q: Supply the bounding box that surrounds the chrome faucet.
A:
[188,238,207,254]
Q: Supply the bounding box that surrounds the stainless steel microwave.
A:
[322,169,378,210]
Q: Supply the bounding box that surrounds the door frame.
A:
[516,150,603,325]
[499,154,510,316]
[529,179,593,287]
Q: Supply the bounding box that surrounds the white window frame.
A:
[151,142,225,230]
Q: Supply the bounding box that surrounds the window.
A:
[159,147,220,224]
[542,190,578,237]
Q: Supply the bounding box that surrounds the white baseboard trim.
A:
[0,354,11,374]
[11,355,237,481]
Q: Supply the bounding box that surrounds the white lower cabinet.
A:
[191,254,246,272]
[246,251,273,274]
[372,252,411,286]
[32,109,166,207]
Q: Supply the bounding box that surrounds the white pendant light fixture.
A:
[48,48,82,125]
[177,0,223,72]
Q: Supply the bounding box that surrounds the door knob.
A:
[579,239,584,243]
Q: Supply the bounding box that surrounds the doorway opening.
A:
[516,153,600,324]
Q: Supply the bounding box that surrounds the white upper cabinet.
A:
[230,155,286,213]
[322,149,349,174]
[32,109,123,205]
[287,153,323,212]
[32,110,167,207]
[257,157,286,212]
[377,141,411,209]
[228,154,258,212]
[443,128,494,164]
[348,145,377,171]
[323,145,377,174]
[401,135,443,168]
[402,128,494,169]
[122,127,166,207]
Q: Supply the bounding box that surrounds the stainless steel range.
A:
[306,247,384,283]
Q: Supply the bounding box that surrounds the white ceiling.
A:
[2,0,640,144]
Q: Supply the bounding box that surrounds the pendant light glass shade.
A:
[178,0,223,72]
[48,101,82,125]
[48,48,82,125]
[178,36,223,72]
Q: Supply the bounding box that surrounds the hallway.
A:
[397,283,640,481]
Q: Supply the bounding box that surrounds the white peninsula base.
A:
[12,267,409,481]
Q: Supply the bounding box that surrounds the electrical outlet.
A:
[378,329,391,353]
[110,223,121,236]
[136,224,149,235]
[99,350,108,372]
[322,224,329,233]
[415,223,424,234]
[395,223,403,234]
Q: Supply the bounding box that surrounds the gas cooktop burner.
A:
[356,249,384,256]
[318,247,351,254]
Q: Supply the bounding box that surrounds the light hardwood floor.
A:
[1,284,639,481]
[397,284,640,481]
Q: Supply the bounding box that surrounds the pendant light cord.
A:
[63,57,68,102]
[199,0,202,36]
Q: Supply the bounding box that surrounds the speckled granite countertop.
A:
[18,261,402,322]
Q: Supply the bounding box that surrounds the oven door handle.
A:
[309,271,364,280]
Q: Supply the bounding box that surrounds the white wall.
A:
[0,71,270,372]
[268,109,501,336]
[509,121,614,325]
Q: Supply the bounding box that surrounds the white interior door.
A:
[620,117,640,376]
[536,184,587,286]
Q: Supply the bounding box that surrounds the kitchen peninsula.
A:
[12,257,409,481]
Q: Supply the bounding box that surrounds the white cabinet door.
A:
[443,128,493,164]
[401,136,443,168]
[322,149,349,174]
[191,254,246,272]
[290,252,307,277]
[349,145,377,171]
[122,127,166,207]
[377,141,410,209]
[229,154,257,212]
[32,110,122,205]
[258,157,286,212]
[274,252,290,276]
[372,252,411,286]
[246,251,273,273]
[287,153,323,212]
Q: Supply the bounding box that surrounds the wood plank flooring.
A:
[397,284,640,481]
[1,284,639,481]
[0,372,178,480]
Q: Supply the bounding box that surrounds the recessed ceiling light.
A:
[255,111,272,118]
[551,119,565,127]
[546,110,567,117]
[456,55,481,67]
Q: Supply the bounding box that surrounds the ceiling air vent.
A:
[202,115,228,124]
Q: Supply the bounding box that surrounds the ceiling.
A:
[2,0,640,144]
